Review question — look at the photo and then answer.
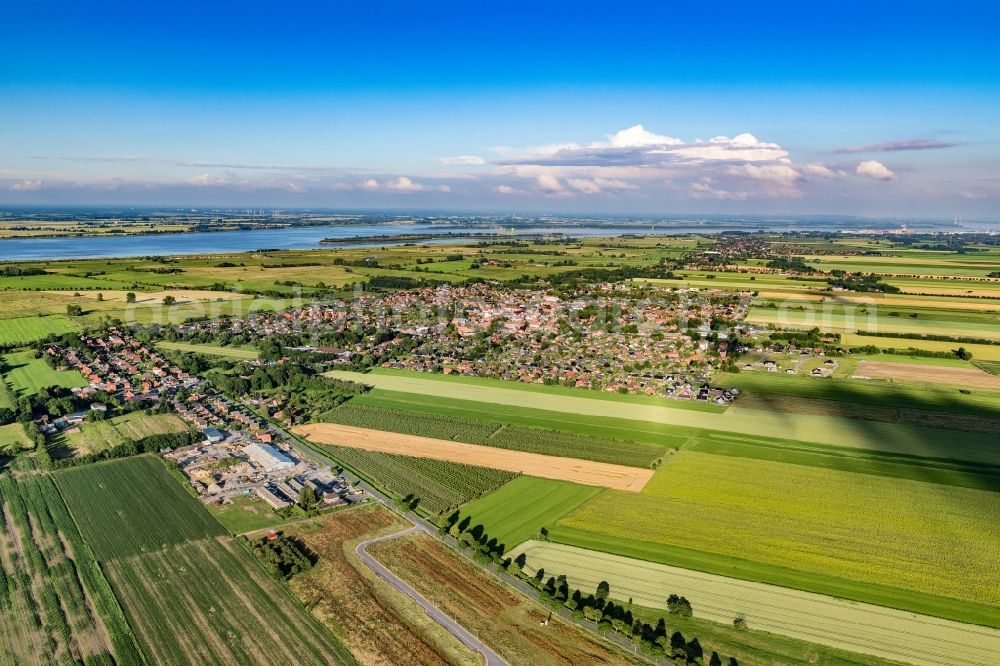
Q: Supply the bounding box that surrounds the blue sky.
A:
[1,1,998,216]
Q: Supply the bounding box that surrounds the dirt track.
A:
[856,361,1000,389]
[294,423,653,492]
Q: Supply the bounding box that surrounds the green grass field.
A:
[355,389,691,450]
[63,412,190,455]
[2,350,87,395]
[323,444,517,515]
[157,340,260,359]
[206,495,287,534]
[323,401,671,467]
[455,476,603,550]
[54,455,226,560]
[0,422,32,453]
[0,315,79,346]
[974,360,1000,376]
[552,450,1000,625]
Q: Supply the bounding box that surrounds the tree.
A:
[733,614,748,630]
[126,292,137,303]
[163,295,176,306]
[96,292,104,301]
[66,304,83,316]
[298,484,320,510]
[596,580,610,601]
[954,346,973,361]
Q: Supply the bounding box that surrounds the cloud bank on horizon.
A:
[0,0,997,216]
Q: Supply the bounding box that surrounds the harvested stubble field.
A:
[285,505,478,666]
[0,474,143,665]
[295,422,654,491]
[107,537,353,666]
[368,531,636,666]
[328,370,1000,465]
[555,451,1000,622]
[512,541,1000,666]
[54,455,226,560]
[854,360,1000,389]
[322,444,518,514]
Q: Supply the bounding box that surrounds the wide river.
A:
[0,223,745,262]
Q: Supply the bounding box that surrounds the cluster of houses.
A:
[168,283,752,403]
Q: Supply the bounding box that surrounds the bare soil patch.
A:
[856,361,1000,389]
[296,423,653,492]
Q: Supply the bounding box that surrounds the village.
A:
[42,327,365,512]
[166,282,754,403]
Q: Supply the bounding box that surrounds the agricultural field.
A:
[322,444,518,514]
[0,315,78,346]
[841,332,1000,361]
[296,422,654,491]
[329,369,1000,465]
[323,401,670,467]
[63,412,190,455]
[354,389,690,452]
[0,473,144,665]
[455,476,603,549]
[512,541,1000,666]
[974,360,1000,375]
[368,531,636,665]
[856,360,1000,389]
[2,349,88,395]
[106,537,354,666]
[285,505,478,666]
[553,450,1000,624]
[54,455,226,560]
[157,340,260,359]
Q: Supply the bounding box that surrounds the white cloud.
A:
[605,124,682,148]
[438,155,485,165]
[566,177,637,194]
[494,184,524,195]
[9,180,43,191]
[536,173,563,192]
[802,163,838,178]
[437,184,451,193]
[385,176,425,192]
[688,178,747,201]
[856,160,897,181]
[362,178,379,190]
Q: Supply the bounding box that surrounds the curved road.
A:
[355,525,508,666]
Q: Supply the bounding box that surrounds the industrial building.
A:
[242,442,295,472]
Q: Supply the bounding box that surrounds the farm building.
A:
[201,427,225,443]
[243,442,295,472]
[256,486,290,509]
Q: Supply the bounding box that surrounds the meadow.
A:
[54,455,226,560]
[2,350,87,395]
[511,541,1000,666]
[157,340,260,359]
[321,443,518,514]
[0,473,144,665]
[454,476,602,549]
[552,450,1000,624]
[63,412,190,455]
[0,422,31,453]
[0,315,78,346]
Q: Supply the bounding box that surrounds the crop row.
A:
[106,537,350,665]
[54,455,225,561]
[0,473,143,665]
[0,315,79,347]
[324,444,517,514]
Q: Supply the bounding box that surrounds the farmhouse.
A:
[243,442,295,472]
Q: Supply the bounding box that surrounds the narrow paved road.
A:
[355,525,508,666]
